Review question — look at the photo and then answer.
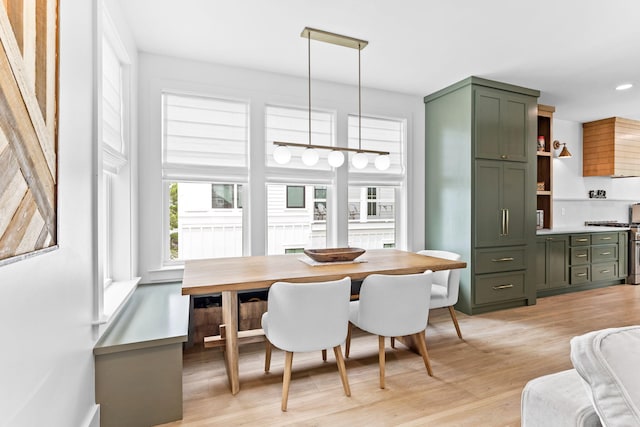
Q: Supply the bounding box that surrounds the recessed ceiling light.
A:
[616,83,633,91]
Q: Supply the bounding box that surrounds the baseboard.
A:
[82,404,100,427]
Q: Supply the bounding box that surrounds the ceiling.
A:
[118,0,640,122]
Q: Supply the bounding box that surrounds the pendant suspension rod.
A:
[308,32,312,146]
[358,42,362,151]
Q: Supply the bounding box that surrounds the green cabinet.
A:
[537,231,627,297]
[535,235,569,290]
[475,87,531,162]
[475,160,528,247]
[424,76,540,315]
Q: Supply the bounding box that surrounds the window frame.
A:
[160,92,250,265]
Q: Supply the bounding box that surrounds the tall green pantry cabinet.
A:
[424,77,540,314]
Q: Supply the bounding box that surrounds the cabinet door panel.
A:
[502,97,528,162]
[475,160,502,247]
[535,238,548,290]
[475,89,501,160]
[548,237,569,287]
[502,163,528,245]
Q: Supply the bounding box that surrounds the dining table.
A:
[182,248,467,394]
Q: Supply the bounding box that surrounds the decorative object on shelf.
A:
[537,182,545,191]
[588,190,607,199]
[553,140,572,158]
[537,136,546,151]
[536,210,544,230]
[272,27,390,170]
[303,247,365,263]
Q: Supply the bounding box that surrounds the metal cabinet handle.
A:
[576,254,587,258]
[600,237,612,240]
[600,252,611,255]
[500,154,507,159]
[600,269,611,274]
[577,273,587,277]
[491,257,514,262]
[576,238,588,242]
[500,209,506,236]
[505,209,509,235]
[492,284,513,290]
[546,237,553,241]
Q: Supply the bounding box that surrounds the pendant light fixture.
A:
[273,27,390,170]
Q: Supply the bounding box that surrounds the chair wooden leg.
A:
[333,345,351,397]
[281,351,294,411]
[322,349,327,361]
[415,330,433,377]
[378,335,386,389]
[390,337,396,348]
[448,305,463,339]
[264,340,272,373]
[345,322,353,358]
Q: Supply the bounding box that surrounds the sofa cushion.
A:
[570,326,640,426]
[521,369,601,427]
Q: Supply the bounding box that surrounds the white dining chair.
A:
[261,277,352,411]
[417,250,463,339]
[345,272,434,389]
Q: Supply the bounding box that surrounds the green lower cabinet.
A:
[536,235,569,290]
[538,231,626,297]
[475,271,526,305]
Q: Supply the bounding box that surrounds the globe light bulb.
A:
[351,152,368,169]
[374,154,391,171]
[301,147,319,166]
[327,150,345,167]
[273,145,291,164]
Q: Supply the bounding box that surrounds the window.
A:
[265,105,335,254]
[101,18,128,286]
[212,184,242,209]
[313,186,327,221]
[267,184,329,254]
[347,116,405,249]
[286,186,305,208]
[162,93,249,261]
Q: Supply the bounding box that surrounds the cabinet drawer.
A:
[570,235,591,246]
[591,244,618,262]
[570,248,590,265]
[570,266,590,285]
[592,233,619,245]
[475,272,525,305]
[592,262,618,282]
[475,247,527,274]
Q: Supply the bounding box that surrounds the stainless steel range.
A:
[586,204,640,285]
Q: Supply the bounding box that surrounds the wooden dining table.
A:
[182,249,467,395]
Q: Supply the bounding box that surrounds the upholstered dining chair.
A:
[261,277,352,411]
[345,272,434,389]
[417,250,463,339]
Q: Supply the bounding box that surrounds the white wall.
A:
[0,0,137,425]
[553,118,640,226]
[138,53,425,283]
[0,1,96,426]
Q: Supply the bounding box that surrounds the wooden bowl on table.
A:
[303,248,366,263]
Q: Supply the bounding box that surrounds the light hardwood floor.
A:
[160,285,640,426]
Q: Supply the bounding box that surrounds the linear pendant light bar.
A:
[271,27,390,169]
[272,141,389,155]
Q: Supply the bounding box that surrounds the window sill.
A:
[95,278,141,337]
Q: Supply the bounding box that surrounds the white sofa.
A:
[521,325,640,427]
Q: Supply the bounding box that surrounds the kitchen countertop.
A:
[537,226,630,235]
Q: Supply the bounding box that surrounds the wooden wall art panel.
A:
[0,0,58,265]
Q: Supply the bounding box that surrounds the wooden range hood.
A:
[583,117,640,177]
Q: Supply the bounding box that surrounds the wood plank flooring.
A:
[159,285,640,426]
